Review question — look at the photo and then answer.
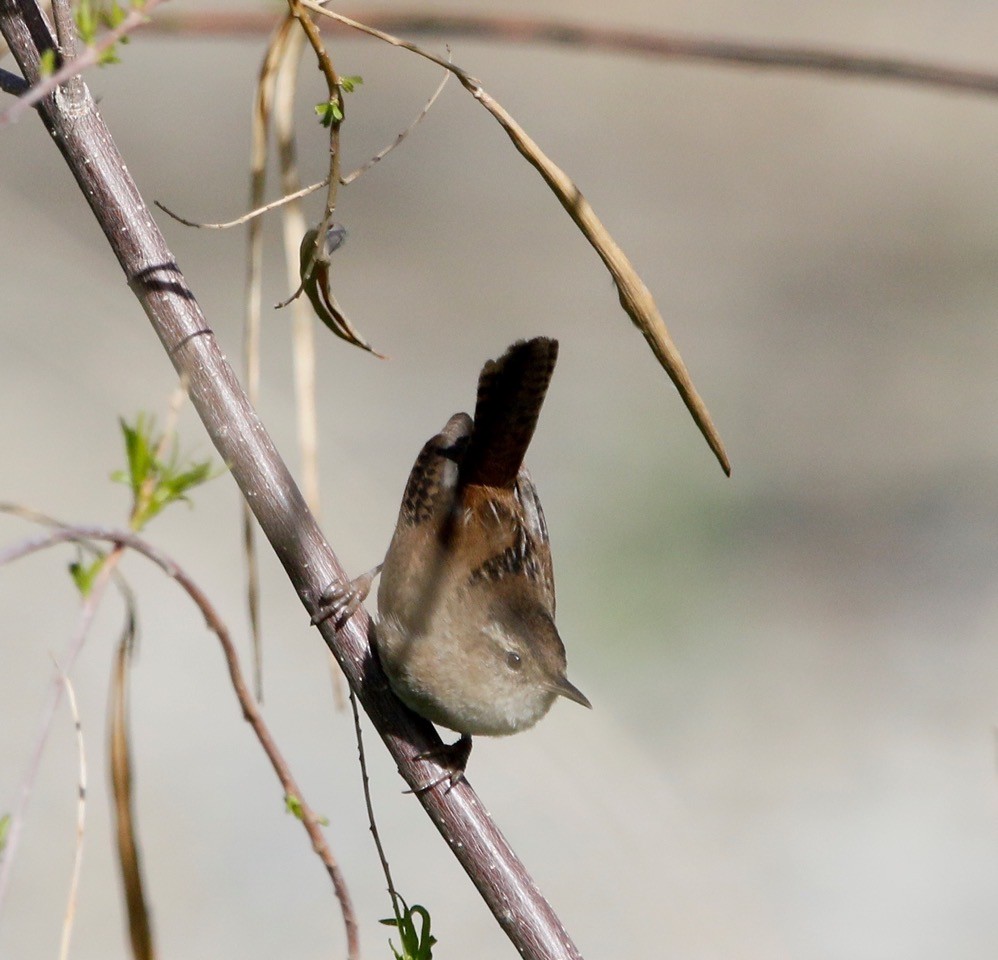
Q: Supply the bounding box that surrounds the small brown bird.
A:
[318,338,590,785]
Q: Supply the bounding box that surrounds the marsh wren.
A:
[317,337,590,784]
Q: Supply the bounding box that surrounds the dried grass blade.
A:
[109,608,155,960]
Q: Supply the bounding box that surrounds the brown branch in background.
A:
[146,8,998,97]
[0,525,361,960]
[247,14,347,707]
[105,388,194,952]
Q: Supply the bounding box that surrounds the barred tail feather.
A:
[461,337,558,489]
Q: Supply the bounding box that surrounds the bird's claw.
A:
[310,563,382,628]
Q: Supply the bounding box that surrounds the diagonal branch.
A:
[0,4,583,958]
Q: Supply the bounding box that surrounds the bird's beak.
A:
[554,675,592,710]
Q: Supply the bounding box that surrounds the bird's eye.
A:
[504,651,522,671]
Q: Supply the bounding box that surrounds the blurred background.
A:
[3,1,998,958]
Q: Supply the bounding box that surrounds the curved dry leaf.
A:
[299,226,385,357]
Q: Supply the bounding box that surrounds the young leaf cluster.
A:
[381,898,436,960]
[314,74,363,127]
[111,414,216,532]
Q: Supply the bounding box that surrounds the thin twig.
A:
[155,178,329,230]
[53,662,86,960]
[0,525,361,960]
[340,61,450,185]
[0,501,98,531]
[348,688,400,919]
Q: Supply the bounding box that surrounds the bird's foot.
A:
[310,563,383,628]
[407,734,473,793]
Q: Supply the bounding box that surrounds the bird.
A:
[316,337,590,786]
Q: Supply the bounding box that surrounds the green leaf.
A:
[338,75,363,94]
[0,814,10,855]
[314,100,342,128]
[69,551,106,598]
[119,416,152,491]
[380,898,437,960]
[113,414,218,530]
